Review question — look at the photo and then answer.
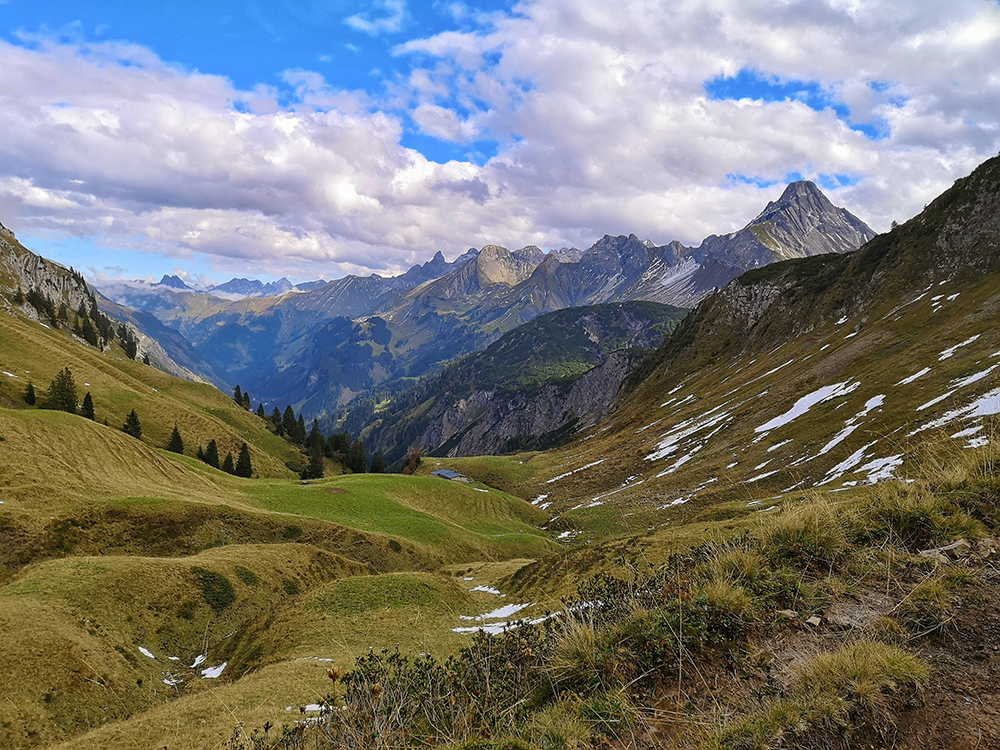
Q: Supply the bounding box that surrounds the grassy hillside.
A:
[0,276,562,749]
[0,308,300,478]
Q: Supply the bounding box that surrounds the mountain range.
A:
[520,156,1000,544]
[91,180,874,422]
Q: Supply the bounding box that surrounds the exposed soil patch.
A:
[637,557,1000,749]
[891,564,1000,750]
[325,488,348,495]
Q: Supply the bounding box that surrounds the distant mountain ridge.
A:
[87,180,873,418]
[345,301,688,464]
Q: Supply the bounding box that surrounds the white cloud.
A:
[1,1,999,281]
[345,0,408,36]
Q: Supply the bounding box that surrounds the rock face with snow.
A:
[535,153,1000,515]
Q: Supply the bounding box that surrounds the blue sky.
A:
[0,0,998,285]
[3,1,513,161]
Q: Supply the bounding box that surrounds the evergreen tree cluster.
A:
[19,365,259,480]
[25,366,96,424]
[195,437,253,478]
[250,397,375,479]
[13,275,154,363]
[233,384,251,410]
[21,367,146,441]
[16,273,127,355]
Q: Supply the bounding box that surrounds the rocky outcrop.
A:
[420,349,647,456]
[2,236,94,315]
[0,228,214,382]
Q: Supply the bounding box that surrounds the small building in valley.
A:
[432,468,471,483]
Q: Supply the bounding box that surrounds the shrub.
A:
[234,566,260,586]
[762,500,847,569]
[190,566,236,612]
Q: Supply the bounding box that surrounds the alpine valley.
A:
[94,179,874,461]
[2,156,1000,749]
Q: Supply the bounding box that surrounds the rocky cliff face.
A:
[0,230,213,382]
[1,234,93,316]
[355,301,686,463]
[748,181,876,258]
[419,349,646,456]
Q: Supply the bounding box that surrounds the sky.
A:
[0,0,998,285]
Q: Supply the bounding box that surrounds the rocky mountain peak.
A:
[476,245,541,286]
[157,274,190,290]
[747,180,875,258]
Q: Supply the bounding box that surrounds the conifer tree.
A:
[81,392,95,420]
[235,442,253,478]
[142,353,150,365]
[204,439,220,469]
[14,288,24,305]
[271,406,282,427]
[233,384,243,405]
[307,419,324,451]
[347,438,367,474]
[23,381,35,406]
[122,409,142,439]
[326,431,351,458]
[256,403,266,419]
[296,414,307,444]
[196,445,206,461]
[301,444,325,480]
[370,452,385,474]
[282,405,297,437]
[167,425,184,454]
[47,367,77,413]
[222,451,235,474]
[242,391,251,410]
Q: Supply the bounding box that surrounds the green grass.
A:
[244,474,555,562]
[0,307,298,478]
[312,572,463,615]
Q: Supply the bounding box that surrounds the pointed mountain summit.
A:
[748,180,875,257]
[157,274,190,290]
[209,277,294,298]
[522,152,1000,536]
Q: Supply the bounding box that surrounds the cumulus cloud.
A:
[1,0,999,281]
[394,0,1000,241]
